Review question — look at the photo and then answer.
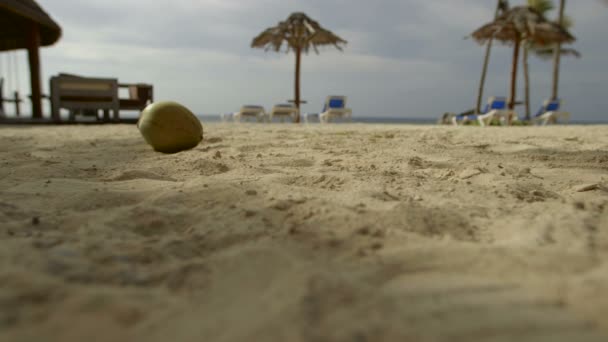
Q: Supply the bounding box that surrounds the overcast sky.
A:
[5,0,608,121]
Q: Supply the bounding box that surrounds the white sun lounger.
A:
[532,99,570,125]
[319,95,352,123]
[452,96,515,126]
[234,105,267,122]
[269,103,298,122]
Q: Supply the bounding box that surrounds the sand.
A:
[0,122,607,341]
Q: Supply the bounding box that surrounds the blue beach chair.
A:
[318,95,352,123]
[532,99,570,125]
[452,96,513,126]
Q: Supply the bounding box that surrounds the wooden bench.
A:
[119,83,153,112]
[50,74,119,122]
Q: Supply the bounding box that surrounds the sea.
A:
[195,114,607,125]
[1,112,605,125]
[196,115,437,125]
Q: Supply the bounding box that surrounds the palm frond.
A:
[499,0,510,13]
[559,14,574,29]
[527,0,554,14]
[532,46,581,59]
[251,12,346,54]
[471,6,575,46]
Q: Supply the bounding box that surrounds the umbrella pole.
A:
[509,36,521,111]
[27,23,43,119]
[523,40,531,121]
[294,46,301,123]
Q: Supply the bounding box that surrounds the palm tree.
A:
[472,6,575,115]
[523,0,554,119]
[552,0,566,100]
[523,0,579,119]
[251,12,347,123]
[476,0,510,114]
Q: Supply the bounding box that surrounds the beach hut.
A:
[252,12,346,123]
[0,0,61,119]
[471,6,574,112]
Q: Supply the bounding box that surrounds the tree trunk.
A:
[476,0,506,113]
[509,36,521,110]
[523,41,531,120]
[27,23,43,119]
[476,40,494,114]
[294,46,301,123]
[552,0,566,100]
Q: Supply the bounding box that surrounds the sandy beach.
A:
[1,122,607,341]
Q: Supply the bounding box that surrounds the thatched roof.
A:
[534,46,581,60]
[251,12,346,53]
[472,6,575,46]
[0,0,61,51]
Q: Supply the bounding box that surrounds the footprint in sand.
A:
[165,263,211,293]
[274,158,315,168]
[189,159,230,176]
[508,183,560,203]
[280,174,346,190]
[383,202,478,242]
[299,268,605,342]
[108,207,175,237]
[109,170,177,182]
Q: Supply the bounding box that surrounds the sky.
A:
[2,0,608,121]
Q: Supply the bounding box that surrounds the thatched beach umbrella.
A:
[471,6,574,110]
[251,12,346,123]
[0,0,62,118]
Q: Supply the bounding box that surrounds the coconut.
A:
[138,101,203,153]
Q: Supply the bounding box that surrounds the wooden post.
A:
[27,22,43,119]
[294,46,302,123]
[0,78,4,115]
[552,0,566,100]
[523,41,530,120]
[476,0,505,114]
[14,91,21,116]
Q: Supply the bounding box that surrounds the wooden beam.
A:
[27,22,43,119]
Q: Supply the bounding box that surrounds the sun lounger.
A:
[452,96,514,126]
[234,105,267,122]
[220,112,234,122]
[303,112,320,123]
[532,99,570,125]
[269,103,298,122]
[319,95,352,123]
